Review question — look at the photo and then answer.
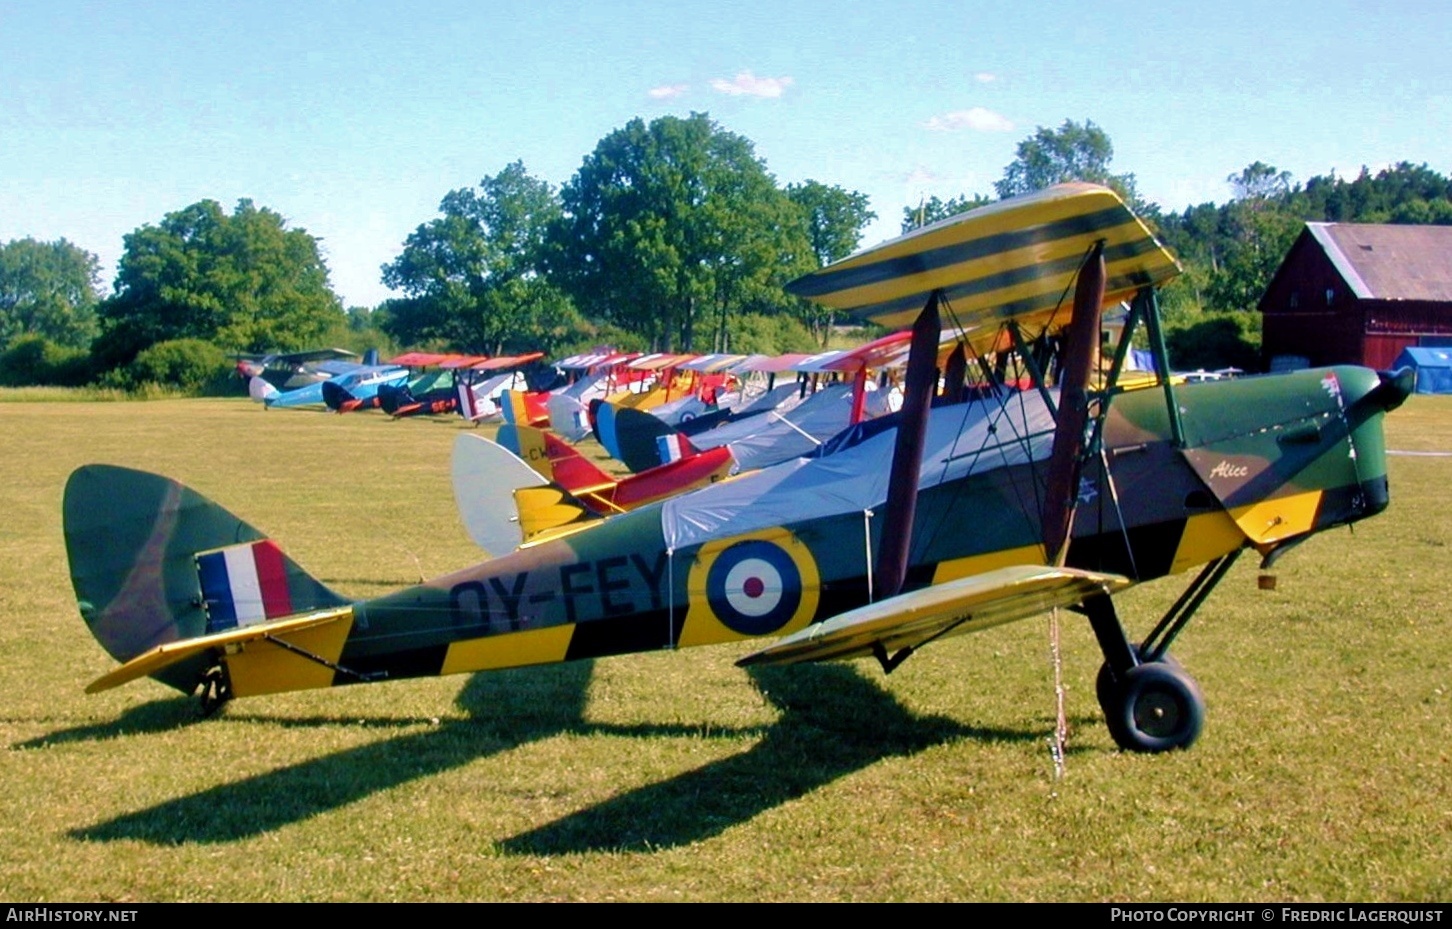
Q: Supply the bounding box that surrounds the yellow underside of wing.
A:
[738,565,1130,667]
[86,607,354,694]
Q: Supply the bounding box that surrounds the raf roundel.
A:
[705,539,802,635]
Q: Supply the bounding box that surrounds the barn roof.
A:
[1307,222,1452,302]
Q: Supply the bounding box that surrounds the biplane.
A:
[451,353,553,422]
[251,357,408,410]
[63,184,1409,753]
[599,339,905,473]
[375,353,476,417]
[243,349,388,408]
[460,423,736,549]
[234,348,362,390]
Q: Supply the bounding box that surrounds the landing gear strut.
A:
[1082,552,1239,753]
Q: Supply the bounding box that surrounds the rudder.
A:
[64,465,347,693]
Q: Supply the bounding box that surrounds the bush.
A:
[1165,311,1262,372]
[549,322,649,358]
[0,335,93,386]
[727,314,820,355]
[124,339,231,394]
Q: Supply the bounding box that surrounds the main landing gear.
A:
[1083,552,1239,753]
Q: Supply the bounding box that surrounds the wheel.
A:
[1095,646,1179,716]
[198,666,233,717]
[1105,662,1205,753]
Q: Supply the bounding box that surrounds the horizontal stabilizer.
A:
[737,565,1130,668]
[514,484,600,542]
[86,607,353,694]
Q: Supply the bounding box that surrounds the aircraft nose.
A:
[1366,367,1415,413]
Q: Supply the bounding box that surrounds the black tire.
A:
[198,666,233,717]
[1107,662,1205,753]
[1095,646,1180,716]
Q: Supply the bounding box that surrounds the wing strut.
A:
[1041,240,1106,565]
[873,291,941,599]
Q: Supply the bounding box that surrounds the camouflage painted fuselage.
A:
[276,365,1392,696]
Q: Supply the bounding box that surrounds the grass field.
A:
[1,394,1448,902]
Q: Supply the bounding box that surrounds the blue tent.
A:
[1394,347,1452,394]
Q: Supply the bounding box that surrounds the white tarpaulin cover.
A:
[662,390,1057,550]
[647,392,714,426]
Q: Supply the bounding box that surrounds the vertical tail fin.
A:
[655,432,699,465]
[607,406,689,472]
[248,376,280,404]
[451,434,553,555]
[64,465,347,693]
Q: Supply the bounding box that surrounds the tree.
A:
[994,119,1141,208]
[547,113,815,351]
[787,180,875,267]
[1206,162,1302,312]
[381,161,579,354]
[786,180,875,346]
[0,237,101,349]
[94,199,343,369]
[125,338,230,393]
[1154,160,1452,324]
[1227,161,1294,201]
[900,193,994,233]
[0,334,92,386]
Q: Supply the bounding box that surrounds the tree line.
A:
[4,114,1451,390]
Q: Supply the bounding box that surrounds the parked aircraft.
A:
[63,185,1409,753]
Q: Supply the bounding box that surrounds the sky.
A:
[4,0,1449,308]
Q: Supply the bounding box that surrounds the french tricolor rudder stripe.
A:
[656,433,692,464]
[197,540,295,632]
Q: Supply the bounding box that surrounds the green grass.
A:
[1,396,1449,901]
[0,386,140,403]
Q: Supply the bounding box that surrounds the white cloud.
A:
[648,83,689,99]
[974,72,997,83]
[922,107,1014,132]
[903,166,942,186]
[709,71,794,98]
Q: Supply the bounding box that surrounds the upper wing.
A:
[271,348,359,366]
[785,183,1179,334]
[737,565,1130,667]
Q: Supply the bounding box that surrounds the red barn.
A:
[1259,222,1452,370]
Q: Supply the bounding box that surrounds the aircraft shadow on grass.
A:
[66,662,1033,851]
[14,700,205,747]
